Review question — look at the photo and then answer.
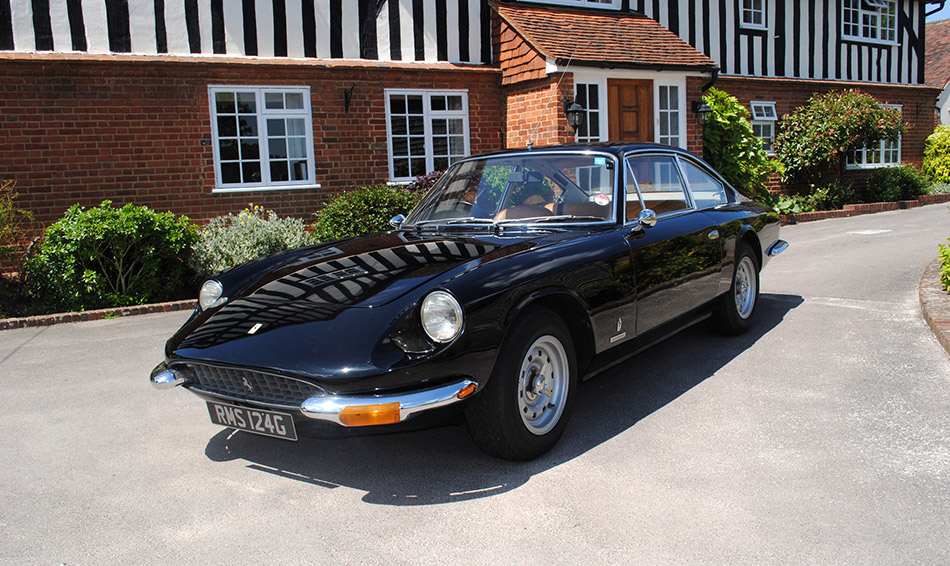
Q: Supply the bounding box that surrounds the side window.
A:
[626,155,690,217]
[680,159,729,209]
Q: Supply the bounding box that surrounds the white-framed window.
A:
[842,0,897,43]
[209,86,316,192]
[658,85,681,147]
[847,104,902,169]
[519,0,621,9]
[575,83,602,143]
[386,90,470,182]
[740,0,767,29]
[750,101,778,153]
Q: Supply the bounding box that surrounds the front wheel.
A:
[465,310,577,461]
[710,242,760,335]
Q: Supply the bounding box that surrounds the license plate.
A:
[206,401,298,441]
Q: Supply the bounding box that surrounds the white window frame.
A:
[208,85,318,193]
[657,85,682,147]
[574,82,602,143]
[384,89,471,183]
[740,0,767,30]
[750,101,778,154]
[847,104,902,169]
[841,0,898,45]
[519,0,622,9]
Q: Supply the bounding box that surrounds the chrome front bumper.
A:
[150,363,476,427]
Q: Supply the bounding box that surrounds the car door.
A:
[624,153,723,335]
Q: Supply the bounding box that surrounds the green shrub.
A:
[773,194,814,215]
[702,88,782,202]
[190,204,312,278]
[805,180,857,211]
[313,185,423,242]
[775,89,904,183]
[923,125,950,183]
[0,179,32,266]
[25,201,197,313]
[940,239,950,292]
[927,182,950,195]
[864,165,928,203]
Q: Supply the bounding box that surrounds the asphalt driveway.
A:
[1,204,947,565]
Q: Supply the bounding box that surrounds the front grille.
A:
[176,362,324,407]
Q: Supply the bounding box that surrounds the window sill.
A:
[845,163,899,170]
[212,183,322,194]
[841,36,898,47]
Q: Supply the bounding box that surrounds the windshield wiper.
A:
[408,217,495,229]
[497,215,605,224]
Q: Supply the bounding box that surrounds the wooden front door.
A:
[607,79,653,142]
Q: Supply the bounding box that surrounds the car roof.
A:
[467,142,693,160]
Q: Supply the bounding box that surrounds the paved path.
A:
[0,204,947,565]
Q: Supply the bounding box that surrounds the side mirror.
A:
[389,214,406,229]
[637,208,657,228]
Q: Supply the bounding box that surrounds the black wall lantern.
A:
[691,100,713,125]
[564,100,586,131]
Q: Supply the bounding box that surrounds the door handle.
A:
[707,230,719,240]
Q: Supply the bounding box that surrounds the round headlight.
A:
[198,279,226,310]
[420,291,463,343]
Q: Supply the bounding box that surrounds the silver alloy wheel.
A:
[517,335,569,436]
[734,255,757,319]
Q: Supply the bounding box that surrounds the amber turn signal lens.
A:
[338,403,401,427]
[457,383,476,399]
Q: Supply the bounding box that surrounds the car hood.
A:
[170,230,544,356]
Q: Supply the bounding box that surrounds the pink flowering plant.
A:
[774,89,904,183]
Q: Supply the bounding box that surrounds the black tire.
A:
[710,242,760,335]
[465,309,577,461]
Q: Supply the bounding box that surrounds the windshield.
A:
[404,153,617,227]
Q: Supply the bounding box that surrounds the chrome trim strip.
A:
[300,379,477,426]
[186,386,301,411]
[150,363,185,389]
[767,239,789,256]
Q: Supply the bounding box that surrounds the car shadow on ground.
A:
[204,293,804,506]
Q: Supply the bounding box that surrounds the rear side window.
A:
[680,159,729,209]
[626,155,691,217]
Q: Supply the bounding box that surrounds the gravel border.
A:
[919,258,950,358]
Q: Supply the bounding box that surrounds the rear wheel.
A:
[710,242,760,335]
[466,309,577,461]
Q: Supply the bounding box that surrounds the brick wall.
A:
[0,54,504,237]
[714,76,940,194]
[503,74,577,149]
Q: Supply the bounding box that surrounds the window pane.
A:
[393,158,410,178]
[285,92,304,109]
[267,119,286,136]
[446,96,463,111]
[408,116,425,135]
[432,137,448,155]
[238,117,258,137]
[430,96,446,111]
[682,159,727,208]
[434,157,449,170]
[289,137,307,159]
[221,162,240,184]
[291,160,308,181]
[287,119,306,136]
[219,139,239,160]
[407,96,424,114]
[391,116,407,136]
[242,162,261,183]
[215,92,235,114]
[626,155,690,214]
[392,138,409,156]
[409,136,425,156]
[241,139,260,160]
[268,138,287,159]
[448,119,463,135]
[265,92,284,109]
[270,160,289,182]
[449,136,465,155]
[432,119,447,135]
[236,92,256,114]
[390,95,406,115]
[410,158,426,176]
[217,116,237,137]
